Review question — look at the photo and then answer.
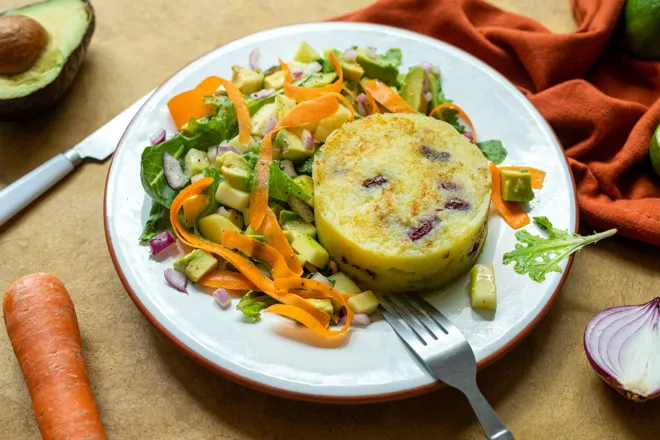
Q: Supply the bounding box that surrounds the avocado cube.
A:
[355,49,399,85]
[294,41,322,63]
[500,169,534,202]
[264,70,287,90]
[323,48,364,82]
[282,219,316,238]
[182,194,209,227]
[227,134,255,154]
[173,249,206,273]
[217,151,251,171]
[184,149,211,177]
[250,103,277,136]
[231,65,264,94]
[215,182,250,211]
[400,66,428,113]
[218,152,252,191]
[223,209,244,229]
[328,272,361,295]
[184,250,218,283]
[279,210,300,224]
[306,298,333,316]
[470,264,497,311]
[198,214,241,244]
[274,95,296,120]
[289,232,328,268]
[314,105,352,142]
[221,168,249,191]
[275,129,314,162]
[347,290,379,315]
[299,72,337,88]
[293,175,314,206]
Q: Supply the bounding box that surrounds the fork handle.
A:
[462,383,515,440]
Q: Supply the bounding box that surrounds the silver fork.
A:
[379,293,514,440]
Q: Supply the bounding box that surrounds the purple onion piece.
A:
[249,48,260,70]
[213,288,232,309]
[149,231,176,255]
[250,88,276,100]
[218,143,240,156]
[423,91,433,102]
[279,160,297,178]
[262,116,278,136]
[164,268,188,294]
[292,71,303,79]
[289,196,314,223]
[217,206,230,217]
[150,128,166,145]
[162,152,189,190]
[365,46,377,58]
[420,61,433,74]
[463,132,474,142]
[304,61,322,76]
[351,313,372,327]
[356,93,368,117]
[190,173,205,183]
[302,129,315,150]
[343,48,357,62]
[311,272,332,286]
[207,146,218,162]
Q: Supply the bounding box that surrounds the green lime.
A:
[623,0,660,59]
[651,124,660,177]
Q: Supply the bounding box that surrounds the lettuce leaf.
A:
[139,202,172,243]
[476,140,507,164]
[268,161,311,202]
[295,151,317,175]
[237,291,277,322]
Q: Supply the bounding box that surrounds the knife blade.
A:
[0,90,154,228]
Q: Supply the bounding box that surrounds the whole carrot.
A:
[3,273,106,440]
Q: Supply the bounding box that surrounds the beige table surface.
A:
[1,0,659,439]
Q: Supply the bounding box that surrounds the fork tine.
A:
[385,294,436,342]
[397,295,440,340]
[408,294,460,336]
[379,295,426,350]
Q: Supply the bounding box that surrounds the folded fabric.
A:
[336,0,660,245]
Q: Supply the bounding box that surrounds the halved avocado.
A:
[0,0,95,118]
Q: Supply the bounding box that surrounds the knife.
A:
[0,91,153,227]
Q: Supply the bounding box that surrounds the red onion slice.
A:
[351,313,372,327]
[250,88,276,100]
[279,160,297,178]
[207,146,218,162]
[304,61,322,76]
[292,71,303,80]
[343,48,357,62]
[150,128,166,145]
[164,268,187,294]
[218,143,240,156]
[249,48,260,70]
[584,298,660,402]
[356,93,368,117]
[149,231,175,255]
[302,129,315,150]
[463,132,474,142]
[213,288,232,309]
[162,152,189,190]
[420,61,433,74]
[217,206,230,217]
[262,116,278,136]
[423,91,432,102]
[289,196,314,223]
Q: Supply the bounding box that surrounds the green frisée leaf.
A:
[237,291,277,322]
[476,139,508,165]
[503,217,617,282]
[383,48,402,66]
[295,150,317,175]
[139,202,172,243]
[268,161,312,202]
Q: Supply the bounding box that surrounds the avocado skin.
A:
[0,0,95,119]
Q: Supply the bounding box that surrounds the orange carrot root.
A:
[3,273,106,440]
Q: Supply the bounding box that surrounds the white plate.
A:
[105,22,577,403]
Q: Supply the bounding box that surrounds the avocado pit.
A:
[0,15,48,75]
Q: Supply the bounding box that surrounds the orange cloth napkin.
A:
[336,0,660,246]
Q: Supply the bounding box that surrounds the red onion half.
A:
[584,297,660,402]
[149,231,175,255]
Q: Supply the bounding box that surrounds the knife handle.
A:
[0,149,81,228]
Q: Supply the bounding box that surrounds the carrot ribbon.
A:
[361,79,415,114]
[429,102,477,143]
[489,162,530,229]
[282,52,344,102]
[199,270,257,291]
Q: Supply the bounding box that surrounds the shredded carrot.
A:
[258,210,303,276]
[361,79,415,114]
[167,77,222,129]
[210,77,251,146]
[342,85,358,108]
[283,52,344,102]
[489,162,530,229]
[170,179,330,329]
[364,89,380,114]
[199,270,257,291]
[429,103,477,143]
[266,304,349,339]
[498,166,546,189]
[222,229,296,279]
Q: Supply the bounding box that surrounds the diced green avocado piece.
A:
[184,149,211,177]
[227,134,255,154]
[275,129,314,162]
[290,232,328,268]
[470,264,497,311]
[355,49,399,85]
[347,290,379,315]
[314,105,352,142]
[500,169,534,202]
[294,41,322,63]
[264,70,287,90]
[328,272,361,295]
[173,249,206,273]
[222,167,250,191]
[224,209,244,229]
[282,219,316,238]
[198,214,241,244]
[293,175,314,206]
[217,151,251,172]
[323,48,364,82]
[279,210,300,223]
[250,103,276,136]
[306,298,333,316]
[231,65,264,94]
[215,182,250,211]
[274,94,296,120]
[401,66,428,113]
[184,250,218,283]
[268,201,284,219]
[299,72,337,88]
[428,72,443,111]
